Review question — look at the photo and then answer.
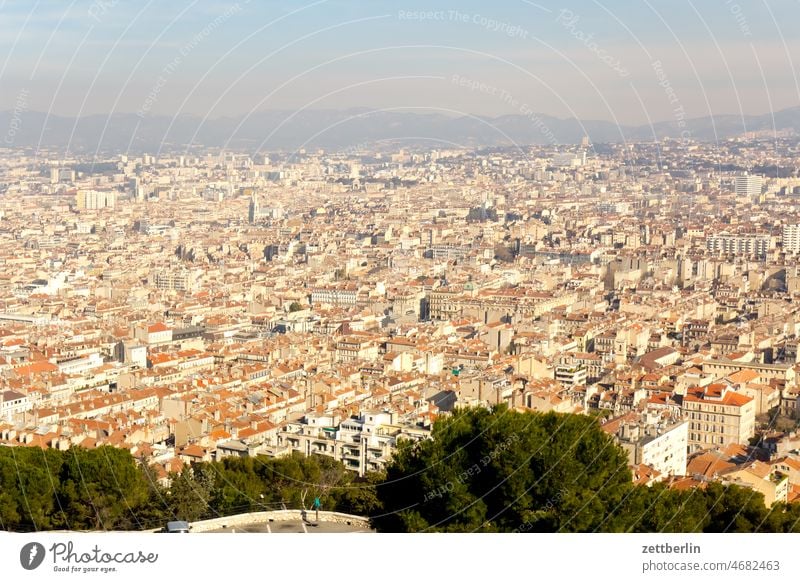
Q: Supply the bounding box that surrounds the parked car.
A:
[164,521,191,533]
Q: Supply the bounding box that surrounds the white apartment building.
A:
[76,189,116,210]
[554,364,587,388]
[782,224,800,254]
[616,415,688,478]
[310,286,358,306]
[734,174,763,198]
[151,268,200,292]
[56,352,105,375]
[277,411,430,477]
[134,322,173,345]
[0,390,31,421]
[705,233,771,258]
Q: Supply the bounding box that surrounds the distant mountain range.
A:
[1,107,798,153]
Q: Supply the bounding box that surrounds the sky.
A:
[1,0,799,125]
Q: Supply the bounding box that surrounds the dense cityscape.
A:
[6,6,800,582]
[1,136,800,531]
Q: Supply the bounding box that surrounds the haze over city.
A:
[2,0,799,127]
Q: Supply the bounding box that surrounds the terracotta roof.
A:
[687,452,736,479]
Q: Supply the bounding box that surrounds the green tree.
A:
[166,465,216,522]
[337,470,384,517]
[702,482,770,532]
[134,461,170,530]
[0,448,63,531]
[56,447,150,531]
[622,484,708,533]
[374,406,634,532]
[0,422,795,534]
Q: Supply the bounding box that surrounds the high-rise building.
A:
[75,189,115,210]
[248,194,259,224]
[735,174,763,198]
[782,224,800,254]
[248,194,282,224]
[202,186,226,202]
[552,152,583,167]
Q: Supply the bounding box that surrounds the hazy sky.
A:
[1,0,798,125]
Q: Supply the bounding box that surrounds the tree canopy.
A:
[372,406,800,533]
[1,407,800,533]
[0,446,380,531]
[373,406,633,532]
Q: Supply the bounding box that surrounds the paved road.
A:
[206,520,373,533]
